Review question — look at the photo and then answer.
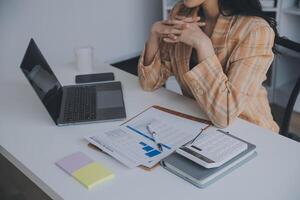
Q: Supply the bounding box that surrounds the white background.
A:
[0,0,162,81]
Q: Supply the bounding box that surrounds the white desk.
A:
[1,63,300,200]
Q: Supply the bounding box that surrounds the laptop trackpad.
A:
[96,89,125,120]
[96,90,124,109]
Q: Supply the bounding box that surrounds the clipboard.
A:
[88,105,211,171]
[122,105,212,126]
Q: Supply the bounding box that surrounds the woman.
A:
[138,0,279,133]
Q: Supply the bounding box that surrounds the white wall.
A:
[0,0,162,80]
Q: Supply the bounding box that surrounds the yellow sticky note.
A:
[72,162,114,189]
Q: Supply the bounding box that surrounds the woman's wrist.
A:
[194,38,215,62]
[148,32,160,45]
[144,33,160,66]
[146,33,160,55]
[150,22,161,40]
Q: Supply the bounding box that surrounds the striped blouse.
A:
[138,4,279,133]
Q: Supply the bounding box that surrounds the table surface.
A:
[1,62,300,200]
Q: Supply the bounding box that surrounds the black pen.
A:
[186,128,205,145]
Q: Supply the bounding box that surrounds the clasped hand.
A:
[152,16,209,49]
[150,16,215,62]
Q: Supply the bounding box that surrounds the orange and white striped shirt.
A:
[138,4,279,133]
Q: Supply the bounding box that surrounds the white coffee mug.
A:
[74,46,93,74]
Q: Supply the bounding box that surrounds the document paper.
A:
[87,107,208,168]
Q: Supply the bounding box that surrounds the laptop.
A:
[20,39,126,125]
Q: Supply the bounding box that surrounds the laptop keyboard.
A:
[63,86,97,122]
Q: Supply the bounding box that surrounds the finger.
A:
[163,37,179,43]
[180,22,205,29]
[164,23,186,30]
[160,28,183,36]
[175,16,200,22]
[161,34,182,40]
[197,22,206,27]
[160,32,182,39]
[171,23,191,30]
[182,17,201,23]
[173,24,185,30]
[162,33,181,41]
[162,20,183,26]
[162,19,186,26]
[165,33,179,40]
[175,15,186,20]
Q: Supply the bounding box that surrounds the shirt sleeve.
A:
[183,25,275,128]
[137,2,185,92]
[138,42,172,91]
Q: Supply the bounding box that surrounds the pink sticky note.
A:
[56,152,93,175]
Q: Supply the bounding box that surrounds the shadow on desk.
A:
[111,56,140,76]
[0,154,52,200]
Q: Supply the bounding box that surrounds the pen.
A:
[146,124,163,152]
[188,128,205,145]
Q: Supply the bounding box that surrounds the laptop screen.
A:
[20,39,62,123]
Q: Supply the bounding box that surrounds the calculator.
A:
[176,128,248,168]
